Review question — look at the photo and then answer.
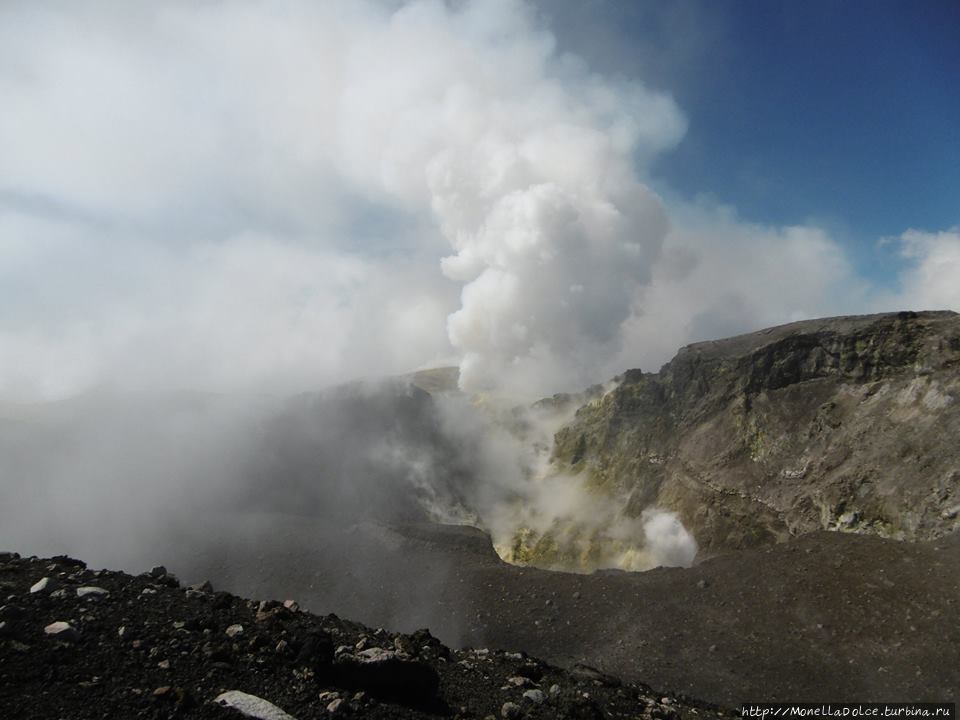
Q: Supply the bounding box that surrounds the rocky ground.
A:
[138,519,960,708]
[0,551,727,719]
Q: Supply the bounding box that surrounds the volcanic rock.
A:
[225,623,244,637]
[43,620,79,641]
[75,586,108,598]
[29,577,55,593]
[522,689,545,703]
[0,553,726,718]
[548,310,960,556]
[332,647,440,709]
[501,701,521,719]
[215,690,297,720]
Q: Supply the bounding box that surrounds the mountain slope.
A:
[141,517,960,707]
[0,551,727,719]
[547,310,960,556]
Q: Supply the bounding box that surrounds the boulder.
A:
[44,621,79,642]
[333,647,440,709]
[213,690,297,720]
[76,586,109,598]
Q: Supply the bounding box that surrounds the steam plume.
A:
[332,0,686,398]
[8,0,949,585]
[0,0,688,403]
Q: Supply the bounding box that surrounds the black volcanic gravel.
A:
[0,552,727,719]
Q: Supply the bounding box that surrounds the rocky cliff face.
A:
[548,310,960,557]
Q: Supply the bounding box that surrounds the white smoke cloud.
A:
[640,509,698,568]
[611,201,871,374]
[885,228,960,313]
[0,0,691,403]
[0,209,455,401]
[430,391,699,572]
[329,0,686,397]
[4,0,955,585]
[2,1,466,402]
[1,0,953,405]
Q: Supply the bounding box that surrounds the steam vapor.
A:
[0,0,691,403]
[3,1,953,586]
[0,0,702,577]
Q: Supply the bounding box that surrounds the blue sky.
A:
[545,0,959,285]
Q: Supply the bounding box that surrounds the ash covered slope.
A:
[178,520,960,708]
[0,552,724,720]
[550,311,960,555]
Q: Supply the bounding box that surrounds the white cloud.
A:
[0,210,455,402]
[3,0,949,407]
[611,201,870,374]
[885,228,960,313]
[0,0,692,402]
[328,0,686,397]
[5,0,957,584]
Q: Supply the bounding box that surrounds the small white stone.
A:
[30,577,53,593]
[523,689,545,704]
[214,690,298,720]
[225,624,244,638]
[76,586,109,598]
[44,621,79,640]
[501,701,521,719]
[357,647,394,662]
[326,698,344,713]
